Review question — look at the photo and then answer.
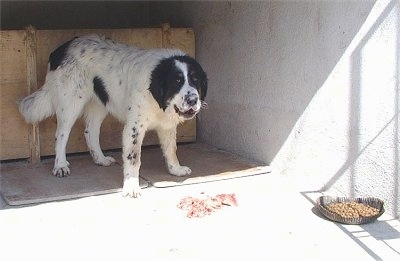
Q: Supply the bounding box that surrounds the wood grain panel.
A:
[0,31,30,160]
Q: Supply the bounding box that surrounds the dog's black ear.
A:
[149,75,165,110]
[149,58,174,110]
[200,74,208,101]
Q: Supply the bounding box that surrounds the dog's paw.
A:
[95,156,116,166]
[122,177,141,198]
[52,165,70,177]
[169,165,192,176]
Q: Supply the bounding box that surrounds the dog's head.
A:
[149,55,208,120]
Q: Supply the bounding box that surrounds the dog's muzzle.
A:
[186,94,198,107]
[174,94,200,119]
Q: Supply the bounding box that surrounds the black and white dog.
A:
[19,34,208,197]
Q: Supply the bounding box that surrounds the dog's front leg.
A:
[156,127,191,176]
[122,123,144,198]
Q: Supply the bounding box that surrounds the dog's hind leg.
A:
[53,102,85,177]
[83,101,116,166]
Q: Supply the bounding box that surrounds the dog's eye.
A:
[190,72,198,83]
[175,73,184,84]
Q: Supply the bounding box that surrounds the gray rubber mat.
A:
[1,143,270,205]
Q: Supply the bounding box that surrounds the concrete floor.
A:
[1,172,399,260]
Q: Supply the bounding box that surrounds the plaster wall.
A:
[151,0,399,218]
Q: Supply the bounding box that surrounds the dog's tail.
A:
[18,88,54,124]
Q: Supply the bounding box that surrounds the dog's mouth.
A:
[174,105,198,119]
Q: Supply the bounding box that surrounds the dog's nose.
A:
[186,96,198,106]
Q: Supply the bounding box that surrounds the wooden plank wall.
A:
[0,24,196,161]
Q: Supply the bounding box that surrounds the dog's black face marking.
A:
[174,55,208,100]
[149,55,208,110]
[49,37,76,71]
[93,76,109,106]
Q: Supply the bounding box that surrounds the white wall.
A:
[152,0,399,218]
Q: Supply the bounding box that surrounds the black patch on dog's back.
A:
[49,37,76,71]
[149,55,208,110]
[93,76,109,106]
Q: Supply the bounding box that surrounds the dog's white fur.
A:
[19,35,205,197]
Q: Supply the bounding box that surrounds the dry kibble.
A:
[326,202,379,219]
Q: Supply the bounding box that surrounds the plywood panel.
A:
[0,31,30,160]
[0,27,197,159]
[162,24,196,57]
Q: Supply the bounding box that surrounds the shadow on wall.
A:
[0,1,151,29]
[171,1,378,164]
[319,0,399,217]
[271,0,399,217]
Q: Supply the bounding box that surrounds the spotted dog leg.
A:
[121,122,145,198]
[84,101,116,166]
[156,127,192,176]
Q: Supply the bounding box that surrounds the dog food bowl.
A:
[316,196,385,225]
